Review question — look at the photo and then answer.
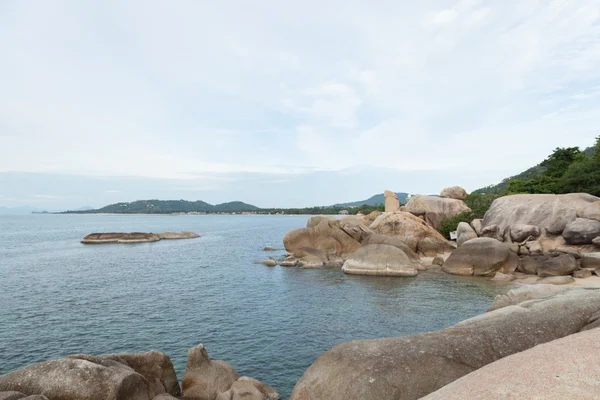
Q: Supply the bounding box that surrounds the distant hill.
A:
[333,192,410,207]
[473,145,595,195]
[67,199,259,214]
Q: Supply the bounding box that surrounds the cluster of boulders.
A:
[260,187,474,277]
[445,193,600,283]
[81,232,200,244]
[0,346,278,400]
[291,286,600,399]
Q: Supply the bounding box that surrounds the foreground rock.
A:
[0,355,153,400]
[422,328,600,400]
[290,288,600,400]
[82,232,200,244]
[442,238,511,276]
[182,345,278,400]
[342,244,419,277]
[404,195,471,230]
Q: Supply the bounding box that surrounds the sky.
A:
[1,0,600,210]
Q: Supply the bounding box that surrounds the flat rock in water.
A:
[81,232,199,244]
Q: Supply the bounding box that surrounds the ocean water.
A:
[0,214,513,398]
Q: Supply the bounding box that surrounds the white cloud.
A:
[1,0,600,203]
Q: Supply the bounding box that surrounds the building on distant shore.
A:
[339,210,349,215]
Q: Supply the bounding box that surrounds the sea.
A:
[0,214,514,398]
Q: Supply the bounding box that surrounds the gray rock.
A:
[103,351,180,398]
[442,238,510,276]
[216,377,280,400]
[152,395,178,400]
[440,186,468,201]
[0,392,27,400]
[573,269,593,279]
[342,244,419,277]
[254,257,277,267]
[432,256,444,267]
[482,193,599,236]
[594,236,600,247]
[488,285,568,312]
[470,219,483,236]
[510,224,540,242]
[456,222,477,247]
[554,245,581,258]
[582,201,600,221]
[290,288,600,400]
[0,356,152,400]
[581,253,600,269]
[182,344,239,400]
[518,255,549,275]
[263,246,277,251]
[563,218,600,245]
[538,276,576,285]
[421,328,600,400]
[21,397,49,400]
[537,254,577,277]
[527,240,542,254]
[404,195,471,230]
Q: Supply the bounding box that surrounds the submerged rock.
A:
[254,257,277,267]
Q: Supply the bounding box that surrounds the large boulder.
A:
[283,220,361,263]
[481,193,599,240]
[341,244,419,277]
[510,224,540,242]
[182,345,239,400]
[404,195,471,230]
[338,219,372,242]
[562,218,600,245]
[442,238,510,276]
[440,186,467,201]
[422,328,600,400]
[456,222,477,247]
[518,255,550,275]
[290,288,600,400]
[536,254,577,277]
[582,201,600,221]
[215,377,279,400]
[581,252,600,268]
[470,219,483,236]
[306,215,336,229]
[103,351,181,398]
[360,233,420,261]
[0,356,152,400]
[384,190,400,212]
[369,212,454,256]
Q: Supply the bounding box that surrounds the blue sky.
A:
[1,0,600,209]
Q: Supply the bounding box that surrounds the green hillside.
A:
[474,143,598,195]
[67,199,259,214]
[333,192,410,207]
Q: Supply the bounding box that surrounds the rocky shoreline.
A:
[263,188,600,286]
[2,286,599,399]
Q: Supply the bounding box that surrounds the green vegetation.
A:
[440,137,600,237]
[258,204,385,215]
[438,193,501,238]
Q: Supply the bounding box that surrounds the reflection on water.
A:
[0,214,514,398]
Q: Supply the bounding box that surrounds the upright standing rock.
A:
[182,345,239,400]
[384,190,400,212]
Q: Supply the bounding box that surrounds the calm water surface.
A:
[0,214,514,398]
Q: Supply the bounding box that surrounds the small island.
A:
[81,232,200,244]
